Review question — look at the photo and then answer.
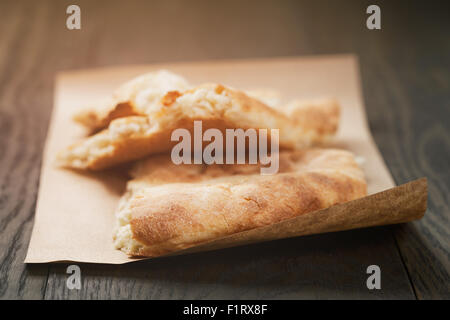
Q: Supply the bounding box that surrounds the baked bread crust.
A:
[73,70,190,132]
[113,149,367,257]
[285,98,340,137]
[73,101,141,134]
[72,70,340,140]
[57,84,333,170]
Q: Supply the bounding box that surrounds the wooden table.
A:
[0,0,448,299]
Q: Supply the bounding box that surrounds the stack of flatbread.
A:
[57,70,367,257]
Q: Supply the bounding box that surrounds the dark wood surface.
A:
[0,0,448,299]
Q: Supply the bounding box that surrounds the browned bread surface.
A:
[113,149,367,257]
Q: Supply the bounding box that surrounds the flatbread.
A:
[75,83,338,137]
[113,148,367,257]
[246,88,282,109]
[73,70,190,132]
[56,84,336,170]
[285,98,340,137]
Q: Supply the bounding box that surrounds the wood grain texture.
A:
[0,0,448,299]
[44,228,413,300]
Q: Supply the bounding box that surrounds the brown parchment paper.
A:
[25,55,427,264]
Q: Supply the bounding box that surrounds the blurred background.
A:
[0,0,448,299]
[1,0,448,164]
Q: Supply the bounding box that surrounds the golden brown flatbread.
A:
[57,84,335,170]
[73,70,190,132]
[246,89,340,137]
[285,98,340,137]
[113,148,367,257]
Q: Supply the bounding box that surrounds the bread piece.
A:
[57,84,329,170]
[73,70,190,132]
[113,148,367,257]
[245,89,281,109]
[285,98,340,137]
[73,71,339,139]
[246,91,340,137]
[74,84,282,132]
